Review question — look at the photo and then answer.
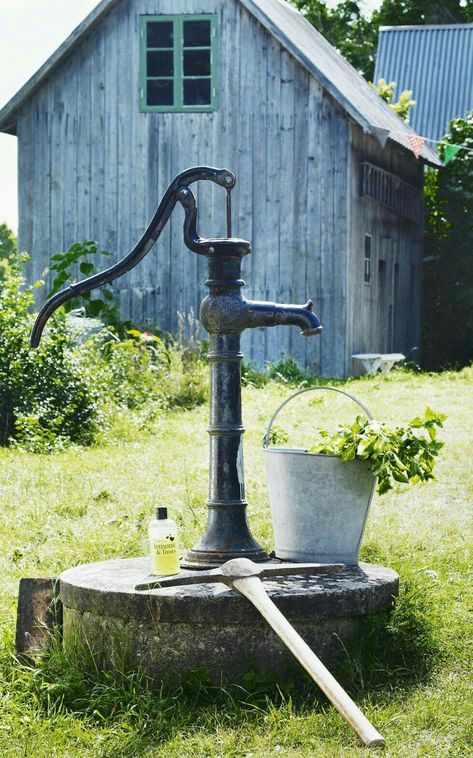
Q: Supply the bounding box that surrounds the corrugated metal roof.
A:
[0,0,441,165]
[375,24,473,142]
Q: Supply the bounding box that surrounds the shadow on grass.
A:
[0,555,445,757]
[335,576,444,698]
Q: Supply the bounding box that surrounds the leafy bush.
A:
[371,78,416,122]
[422,113,473,369]
[0,223,17,279]
[310,407,446,494]
[88,328,209,415]
[267,356,312,386]
[48,247,209,415]
[48,241,120,327]
[241,361,269,388]
[0,238,209,451]
[0,254,100,450]
[91,329,172,409]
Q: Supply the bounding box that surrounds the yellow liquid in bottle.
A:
[150,535,180,575]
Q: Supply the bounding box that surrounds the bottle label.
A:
[150,535,180,576]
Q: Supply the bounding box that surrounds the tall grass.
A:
[0,366,471,756]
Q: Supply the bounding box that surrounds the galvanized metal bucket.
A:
[263,386,376,565]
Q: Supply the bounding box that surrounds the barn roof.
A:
[0,0,441,165]
[374,23,473,142]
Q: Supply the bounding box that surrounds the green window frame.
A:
[139,14,217,113]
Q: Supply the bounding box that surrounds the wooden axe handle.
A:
[232,575,385,749]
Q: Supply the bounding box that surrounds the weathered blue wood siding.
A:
[14,0,423,377]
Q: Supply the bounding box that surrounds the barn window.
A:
[140,15,217,112]
[364,234,372,284]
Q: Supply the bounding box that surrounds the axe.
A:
[136,558,385,748]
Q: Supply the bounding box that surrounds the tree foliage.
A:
[0,224,18,279]
[371,78,416,121]
[422,113,473,369]
[291,0,473,79]
[0,253,100,450]
[291,1,378,78]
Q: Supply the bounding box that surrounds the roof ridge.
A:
[380,23,473,31]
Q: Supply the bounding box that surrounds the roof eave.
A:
[239,0,371,131]
[387,137,443,169]
[0,118,17,136]
[0,0,119,134]
[240,0,441,167]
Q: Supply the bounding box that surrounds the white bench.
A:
[352,353,405,375]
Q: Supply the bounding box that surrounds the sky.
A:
[0,0,100,232]
[0,0,380,234]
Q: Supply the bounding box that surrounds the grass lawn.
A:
[0,366,471,757]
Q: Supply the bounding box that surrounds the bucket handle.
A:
[262,386,373,448]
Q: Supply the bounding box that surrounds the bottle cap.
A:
[156,506,168,520]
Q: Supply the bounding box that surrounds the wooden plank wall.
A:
[347,125,424,373]
[17,0,350,376]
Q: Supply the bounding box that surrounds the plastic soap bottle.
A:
[148,506,180,576]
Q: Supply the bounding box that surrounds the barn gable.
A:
[0,0,437,376]
[0,0,440,167]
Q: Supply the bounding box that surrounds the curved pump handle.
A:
[30,166,236,347]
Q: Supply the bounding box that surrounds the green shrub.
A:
[88,328,209,417]
[91,329,172,409]
[0,254,100,450]
[0,223,17,279]
[0,248,209,451]
[267,356,311,385]
[241,361,269,388]
[48,240,120,328]
[47,247,209,415]
[423,112,473,369]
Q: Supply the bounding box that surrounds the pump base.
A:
[181,503,269,569]
[181,547,269,570]
[59,557,398,685]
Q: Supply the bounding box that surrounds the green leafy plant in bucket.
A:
[311,408,446,494]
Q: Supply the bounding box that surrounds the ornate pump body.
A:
[31,167,322,569]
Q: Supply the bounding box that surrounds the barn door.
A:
[378,237,398,352]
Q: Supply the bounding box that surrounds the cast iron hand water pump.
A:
[31,167,322,568]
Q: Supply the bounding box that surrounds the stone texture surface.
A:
[60,557,399,682]
[16,577,62,659]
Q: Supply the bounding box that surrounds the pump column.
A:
[182,256,268,569]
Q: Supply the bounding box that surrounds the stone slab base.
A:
[60,558,399,683]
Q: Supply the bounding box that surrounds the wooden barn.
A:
[0,0,441,376]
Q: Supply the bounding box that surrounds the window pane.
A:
[147,50,173,77]
[147,21,173,48]
[184,49,211,76]
[183,20,211,47]
[147,79,174,106]
[183,78,211,105]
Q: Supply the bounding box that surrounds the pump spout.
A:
[200,294,323,337]
[247,298,322,336]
